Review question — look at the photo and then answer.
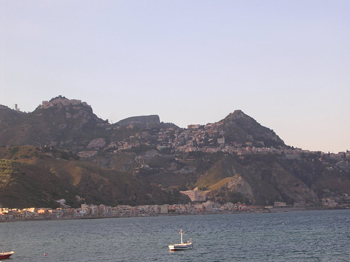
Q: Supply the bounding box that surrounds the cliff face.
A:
[226,174,255,203]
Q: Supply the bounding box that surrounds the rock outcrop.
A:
[117,115,160,127]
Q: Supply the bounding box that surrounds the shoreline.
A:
[1,206,348,223]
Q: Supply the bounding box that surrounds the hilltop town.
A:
[79,120,350,160]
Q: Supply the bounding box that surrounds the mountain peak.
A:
[219,109,285,147]
[226,110,248,120]
[38,95,90,110]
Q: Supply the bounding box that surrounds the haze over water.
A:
[1,209,350,261]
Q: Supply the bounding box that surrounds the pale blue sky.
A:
[1,1,349,153]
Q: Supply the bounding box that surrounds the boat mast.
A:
[180,229,184,244]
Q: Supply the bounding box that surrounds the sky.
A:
[0,1,349,153]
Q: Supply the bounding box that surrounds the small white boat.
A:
[168,230,193,251]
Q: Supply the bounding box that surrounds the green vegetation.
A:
[209,178,232,191]
[0,146,189,208]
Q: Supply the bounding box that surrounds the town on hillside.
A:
[78,123,350,161]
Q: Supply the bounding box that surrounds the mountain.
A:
[1,96,350,208]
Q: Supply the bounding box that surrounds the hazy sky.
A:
[1,1,349,153]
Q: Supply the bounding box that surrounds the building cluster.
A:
[2,193,350,222]
[0,201,270,221]
[78,123,350,164]
[321,192,350,208]
[40,96,88,109]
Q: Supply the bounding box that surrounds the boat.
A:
[0,250,14,260]
[168,230,193,251]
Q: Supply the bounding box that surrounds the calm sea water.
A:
[1,209,350,262]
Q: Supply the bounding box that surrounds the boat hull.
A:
[0,251,14,259]
[168,243,193,251]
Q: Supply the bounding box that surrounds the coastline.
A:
[1,206,347,223]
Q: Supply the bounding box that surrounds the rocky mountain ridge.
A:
[1,96,350,208]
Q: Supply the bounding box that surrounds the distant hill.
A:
[1,96,349,208]
[0,96,284,151]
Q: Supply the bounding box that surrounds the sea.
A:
[1,209,350,262]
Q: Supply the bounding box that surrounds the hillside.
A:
[0,146,189,208]
[1,96,350,208]
[194,153,350,206]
